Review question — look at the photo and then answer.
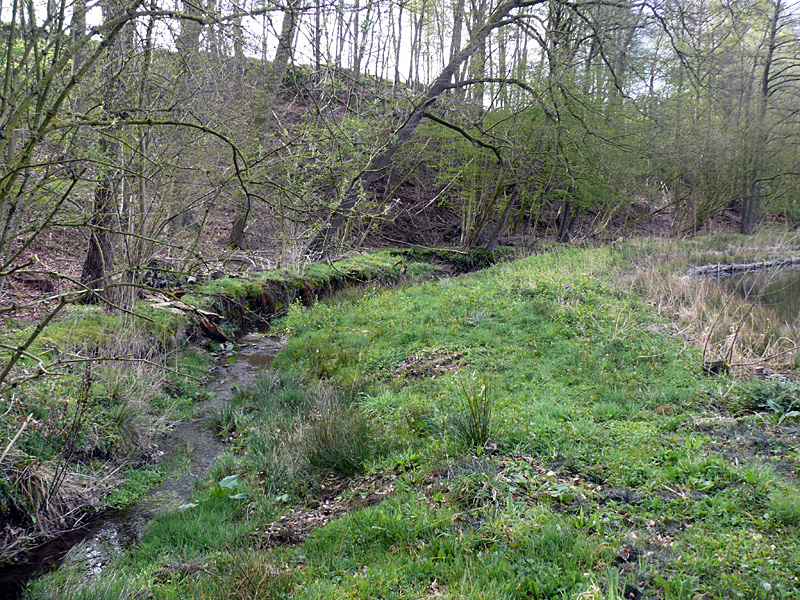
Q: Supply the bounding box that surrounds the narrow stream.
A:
[1,331,285,600]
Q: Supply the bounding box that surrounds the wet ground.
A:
[1,331,285,599]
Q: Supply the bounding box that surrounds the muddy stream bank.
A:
[1,331,285,600]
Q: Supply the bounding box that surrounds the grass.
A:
[104,466,163,509]
[213,371,382,495]
[18,235,800,599]
[2,251,419,562]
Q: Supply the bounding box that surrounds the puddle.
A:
[724,266,800,324]
[1,331,285,600]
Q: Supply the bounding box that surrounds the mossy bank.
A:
[0,249,447,564]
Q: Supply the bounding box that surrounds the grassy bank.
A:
[20,238,800,599]
[1,250,439,562]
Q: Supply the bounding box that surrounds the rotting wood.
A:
[142,291,230,343]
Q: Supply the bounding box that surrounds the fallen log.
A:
[142,291,231,343]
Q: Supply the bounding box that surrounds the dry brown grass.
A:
[628,236,800,375]
[0,450,118,559]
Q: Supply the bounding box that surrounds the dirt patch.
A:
[261,474,397,548]
[394,349,465,379]
[694,419,800,481]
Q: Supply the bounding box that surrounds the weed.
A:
[105,467,162,509]
[210,404,247,437]
[206,452,242,483]
[21,238,800,598]
[627,237,800,373]
[451,371,495,448]
[205,550,294,600]
[653,573,701,600]
[103,400,142,455]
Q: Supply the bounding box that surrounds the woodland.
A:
[1,0,799,308]
[2,0,800,598]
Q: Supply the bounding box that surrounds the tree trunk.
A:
[79,0,133,302]
[314,0,322,70]
[486,184,519,253]
[393,3,404,85]
[556,200,577,243]
[81,144,117,301]
[230,0,300,250]
[741,0,782,234]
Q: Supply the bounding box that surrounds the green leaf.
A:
[219,474,240,489]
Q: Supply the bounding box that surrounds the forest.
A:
[1,0,799,297]
[2,0,800,598]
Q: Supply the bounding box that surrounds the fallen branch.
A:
[0,413,33,465]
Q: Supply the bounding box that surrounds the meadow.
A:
[19,237,800,599]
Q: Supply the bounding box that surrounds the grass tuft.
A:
[451,371,495,448]
[307,391,378,476]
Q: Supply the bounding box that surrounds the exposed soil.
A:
[693,418,800,483]
[393,349,466,379]
[261,473,398,549]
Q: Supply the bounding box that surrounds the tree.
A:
[80,0,140,302]
[308,0,546,257]
[229,0,303,250]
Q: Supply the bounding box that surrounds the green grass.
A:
[21,238,800,599]
[105,467,163,509]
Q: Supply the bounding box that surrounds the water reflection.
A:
[726,266,800,324]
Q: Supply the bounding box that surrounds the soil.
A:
[261,473,398,549]
[393,349,465,379]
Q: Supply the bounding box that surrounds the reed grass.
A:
[627,236,800,373]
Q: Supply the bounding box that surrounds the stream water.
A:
[1,330,284,600]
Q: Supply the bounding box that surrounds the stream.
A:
[1,330,285,600]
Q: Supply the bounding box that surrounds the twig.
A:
[731,342,799,367]
[0,413,33,465]
[55,356,202,381]
[0,343,53,375]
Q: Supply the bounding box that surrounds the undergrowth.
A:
[626,234,800,372]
